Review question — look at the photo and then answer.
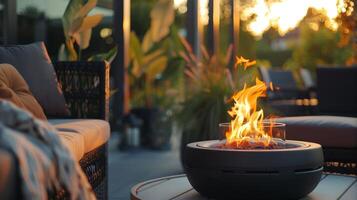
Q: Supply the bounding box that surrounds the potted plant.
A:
[176,38,260,162]
[55,0,117,123]
[59,0,116,62]
[129,0,184,149]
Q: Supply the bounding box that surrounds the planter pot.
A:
[131,107,172,149]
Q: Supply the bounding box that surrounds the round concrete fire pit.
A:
[184,140,323,200]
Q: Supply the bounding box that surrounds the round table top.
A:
[131,173,357,200]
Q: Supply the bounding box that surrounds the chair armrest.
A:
[53,61,110,121]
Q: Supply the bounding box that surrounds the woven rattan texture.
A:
[323,148,357,175]
[50,61,109,199]
[53,61,109,120]
[51,144,108,200]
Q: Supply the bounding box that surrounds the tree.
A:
[336,0,356,65]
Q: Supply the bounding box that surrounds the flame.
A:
[225,57,275,148]
[235,56,257,70]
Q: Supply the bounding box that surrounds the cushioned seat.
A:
[276,116,357,148]
[57,131,85,160]
[49,119,110,160]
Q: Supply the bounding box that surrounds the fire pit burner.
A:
[184,140,323,200]
[204,139,303,149]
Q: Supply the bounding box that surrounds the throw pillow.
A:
[0,64,47,120]
[0,42,69,117]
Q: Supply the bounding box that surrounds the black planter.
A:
[131,107,172,149]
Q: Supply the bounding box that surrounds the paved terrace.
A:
[108,134,183,200]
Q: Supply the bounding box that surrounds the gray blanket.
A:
[0,101,95,200]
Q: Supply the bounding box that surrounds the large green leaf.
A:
[62,0,97,38]
[73,29,92,49]
[149,0,175,42]
[143,49,164,65]
[73,14,103,49]
[57,43,68,61]
[78,14,103,32]
[146,56,167,81]
[88,46,118,63]
[142,29,153,53]
[63,0,83,37]
[141,29,166,54]
[65,39,78,61]
[131,60,142,78]
[77,0,97,18]
[133,49,165,79]
[130,32,144,65]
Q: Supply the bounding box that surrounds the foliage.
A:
[237,21,258,59]
[285,23,352,71]
[176,38,260,142]
[336,0,356,65]
[284,5,355,71]
[88,46,117,63]
[59,0,116,62]
[131,0,157,40]
[256,27,293,67]
[129,0,184,109]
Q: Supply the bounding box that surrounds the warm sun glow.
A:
[225,57,276,149]
[174,0,209,25]
[240,0,354,37]
[174,0,354,36]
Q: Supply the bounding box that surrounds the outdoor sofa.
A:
[0,42,110,199]
[276,66,357,175]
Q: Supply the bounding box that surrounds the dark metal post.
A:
[230,0,240,56]
[186,0,202,57]
[207,0,220,55]
[112,0,130,126]
[3,0,17,44]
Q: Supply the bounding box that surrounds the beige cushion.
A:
[0,64,47,120]
[49,119,110,159]
[276,116,357,148]
[57,131,85,161]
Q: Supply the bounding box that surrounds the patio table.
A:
[131,174,357,200]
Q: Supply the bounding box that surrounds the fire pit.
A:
[183,58,324,199]
[184,139,323,199]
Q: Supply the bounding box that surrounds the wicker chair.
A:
[52,61,110,200]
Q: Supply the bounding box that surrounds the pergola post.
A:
[207,0,220,55]
[112,0,130,126]
[2,0,17,44]
[230,0,240,56]
[186,0,202,57]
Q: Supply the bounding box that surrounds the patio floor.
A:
[108,133,183,200]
